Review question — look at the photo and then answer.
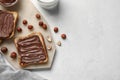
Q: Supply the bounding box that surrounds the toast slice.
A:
[14,32,48,67]
[0,10,18,42]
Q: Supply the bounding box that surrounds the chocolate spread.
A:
[17,36,47,64]
[0,10,14,39]
[0,0,16,4]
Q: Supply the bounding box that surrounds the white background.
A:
[32,0,120,80]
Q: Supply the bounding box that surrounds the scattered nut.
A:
[28,25,33,30]
[42,24,47,30]
[61,34,67,39]
[57,41,61,46]
[1,47,8,53]
[10,52,17,59]
[23,20,28,25]
[39,21,43,26]
[36,14,41,19]
[47,45,52,51]
[17,27,22,32]
[20,62,25,67]
[46,36,52,43]
[54,27,59,33]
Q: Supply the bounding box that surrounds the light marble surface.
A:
[31,0,120,80]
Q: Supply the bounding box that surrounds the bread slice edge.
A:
[8,11,18,39]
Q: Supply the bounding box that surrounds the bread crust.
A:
[14,32,48,67]
[8,11,18,39]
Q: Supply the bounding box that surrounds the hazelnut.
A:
[46,36,52,43]
[17,27,22,32]
[20,62,25,67]
[36,14,41,19]
[42,24,47,30]
[10,52,17,59]
[1,47,8,53]
[28,25,33,30]
[61,34,67,39]
[57,41,61,46]
[54,27,59,33]
[23,20,28,25]
[47,45,52,51]
[39,21,43,26]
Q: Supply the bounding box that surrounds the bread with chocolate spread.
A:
[0,10,18,42]
[14,32,48,67]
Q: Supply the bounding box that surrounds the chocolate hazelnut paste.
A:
[17,36,47,64]
[0,0,16,4]
[0,10,14,39]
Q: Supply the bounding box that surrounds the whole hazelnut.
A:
[39,21,43,26]
[10,52,17,59]
[1,47,8,53]
[36,14,41,19]
[23,20,28,25]
[61,34,67,39]
[28,25,33,30]
[42,24,47,30]
[17,27,22,32]
[54,27,59,33]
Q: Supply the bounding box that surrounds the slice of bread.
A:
[0,10,18,42]
[14,32,48,67]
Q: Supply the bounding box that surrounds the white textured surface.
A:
[32,0,120,80]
